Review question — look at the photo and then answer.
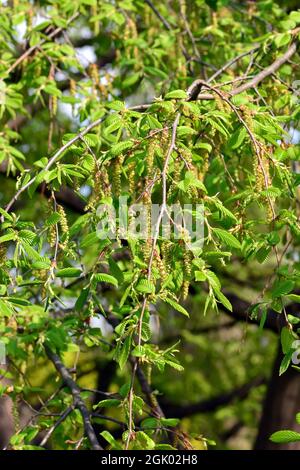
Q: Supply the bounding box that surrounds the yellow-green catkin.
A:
[260,148,273,222]
[91,3,99,36]
[124,18,139,65]
[112,155,124,198]
[161,128,170,155]
[0,245,6,266]
[70,79,76,96]
[48,68,57,118]
[142,192,152,240]
[179,0,187,17]
[26,8,33,30]
[85,170,101,211]
[142,238,152,266]
[57,204,69,249]
[168,157,181,200]
[199,152,209,182]
[182,250,192,300]
[89,63,99,96]
[154,249,168,283]
[146,137,156,185]
[127,162,136,197]
[48,224,57,248]
[51,95,57,118]
[161,241,173,271]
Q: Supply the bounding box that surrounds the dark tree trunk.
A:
[255,343,300,450]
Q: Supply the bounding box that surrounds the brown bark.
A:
[255,343,300,450]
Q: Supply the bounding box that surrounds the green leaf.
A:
[94,399,121,409]
[93,273,118,287]
[109,140,133,157]
[270,430,300,444]
[165,89,187,99]
[100,430,122,450]
[0,298,13,317]
[214,289,232,312]
[136,279,155,294]
[141,417,159,429]
[160,418,180,427]
[163,297,189,317]
[228,126,247,149]
[272,280,294,298]
[45,212,61,227]
[213,228,241,250]
[75,287,89,311]
[117,335,132,370]
[279,352,292,376]
[0,233,16,243]
[286,294,300,303]
[56,268,82,278]
[195,270,206,282]
[281,327,294,355]
[122,72,141,88]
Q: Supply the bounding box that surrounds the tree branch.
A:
[44,345,103,450]
[222,292,300,333]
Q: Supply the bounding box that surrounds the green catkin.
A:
[91,4,99,36]
[161,241,172,271]
[154,250,167,283]
[26,9,33,30]
[168,157,181,200]
[161,128,170,152]
[70,79,76,96]
[142,192,152,241]
[57,205,69,249]
[182,280,189,301]
[215,95,225,112]
[112,155,124,198]
[142,238,152,266]
[124,18,139,63]
[199,152,209,181]
[182,250,192,300]
[127,162,136,197]
[89,63,99,96]
[48,69,57,118]
[101,166,111,198]
[51,95,57,117]
[48,224,56,248]
[146,137,156,184]
[86,167,112,211]
[0,245,6,266]
[86,170,101,211]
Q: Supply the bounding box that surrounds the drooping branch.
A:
[44,345,103,450]
[187,40,298,100]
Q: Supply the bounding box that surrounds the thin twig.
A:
[7,12,79,74]
[39,406,74,447]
